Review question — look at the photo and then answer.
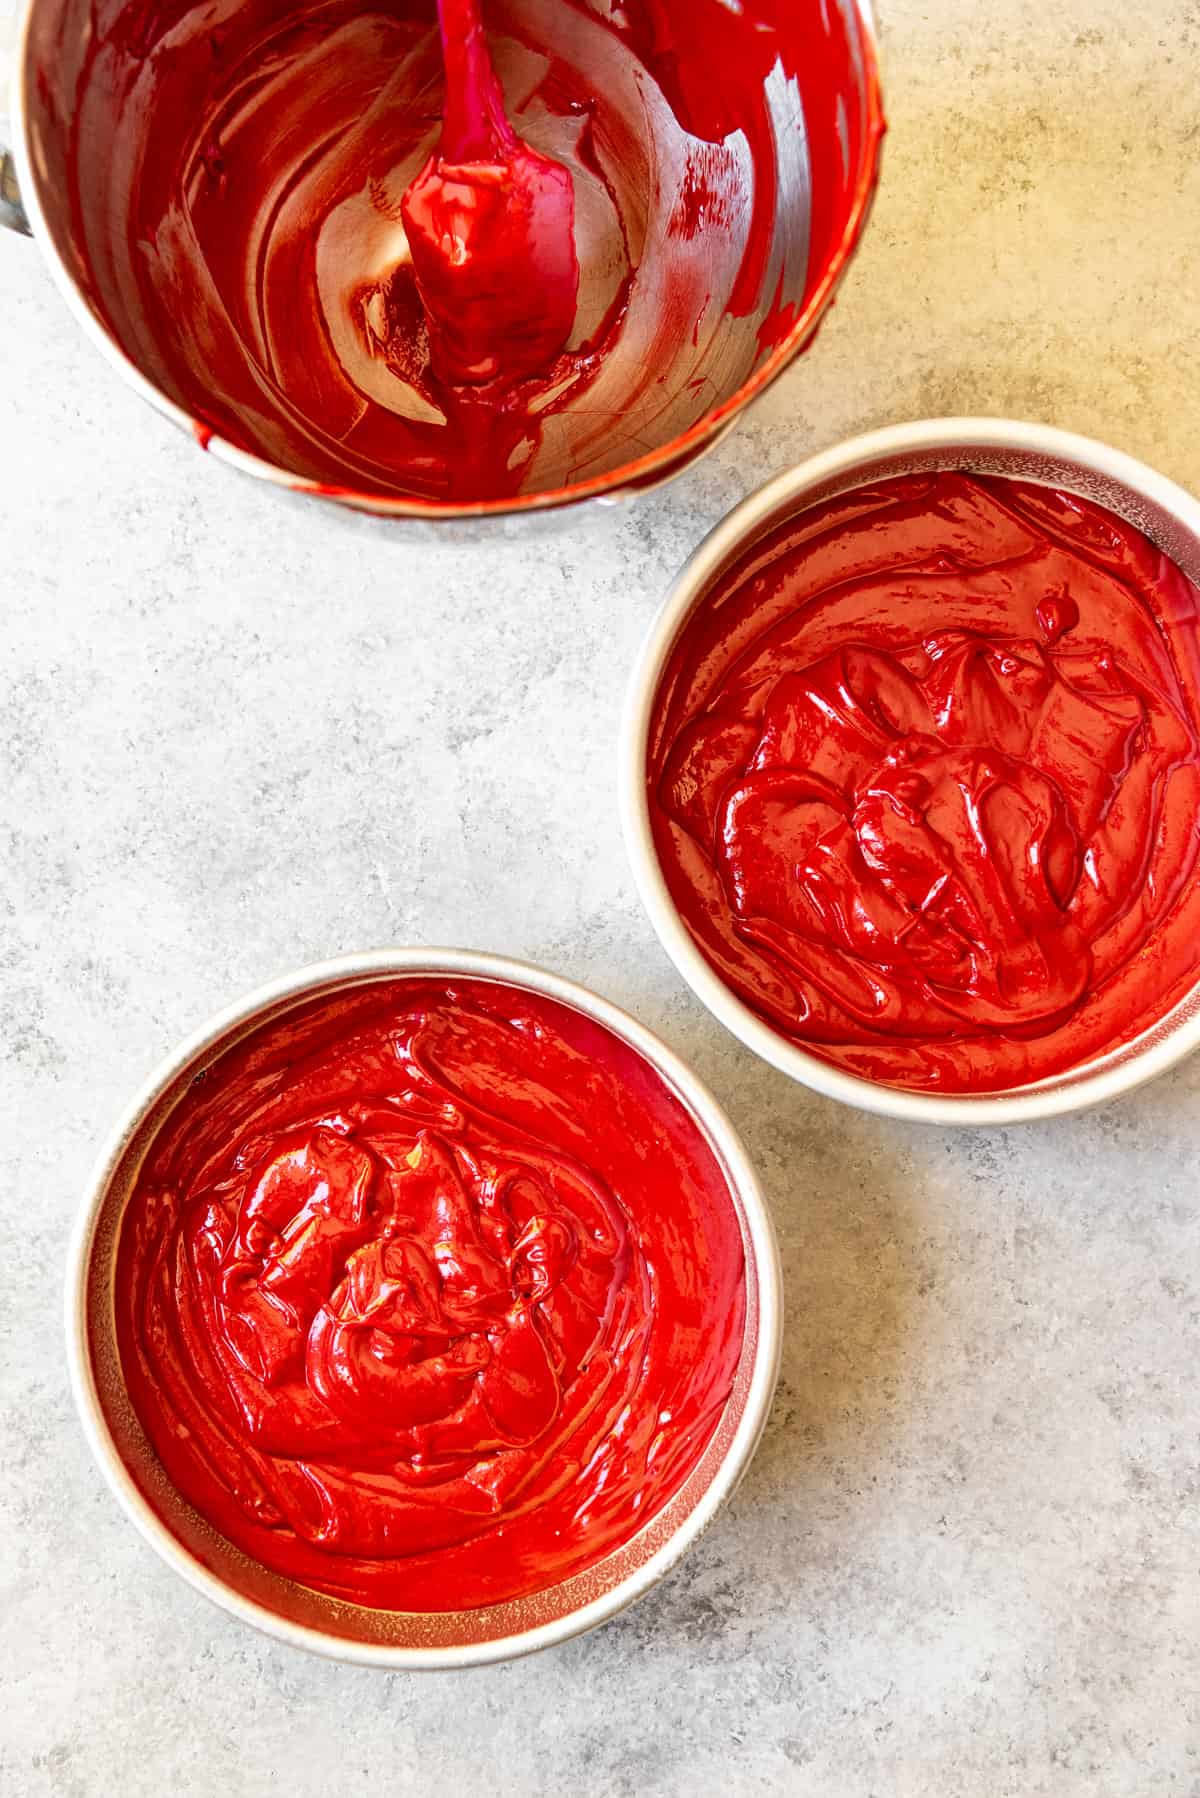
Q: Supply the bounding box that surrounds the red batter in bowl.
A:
[22,0,882,509]
[113,975,746,1611]
[647,471,1200,1095]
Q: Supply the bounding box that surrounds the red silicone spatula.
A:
[401,0,580,387]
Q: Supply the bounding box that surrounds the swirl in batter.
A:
[115,979,745,1609]
[648,472,1200,1092]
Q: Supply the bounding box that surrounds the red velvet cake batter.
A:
[115,979,746,1609]
[648,472,1200,1093]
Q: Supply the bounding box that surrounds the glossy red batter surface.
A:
[648,472,1200,1093]
[114,979,745,1610]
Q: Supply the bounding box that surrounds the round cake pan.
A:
[67,948,782,1666]
[622,419,1200,1125]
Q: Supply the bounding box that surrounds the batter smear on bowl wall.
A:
[648,471,1200,1094]
[30,0,882,504]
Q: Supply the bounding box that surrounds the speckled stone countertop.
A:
[3,0,1199,1792]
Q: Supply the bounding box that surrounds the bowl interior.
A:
[635,428,1200,1118]
[77,963,769,1656]
[22,0,881,509]
[727,437,1200,590]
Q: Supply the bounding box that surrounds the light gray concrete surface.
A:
[3,1,1200,1792]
